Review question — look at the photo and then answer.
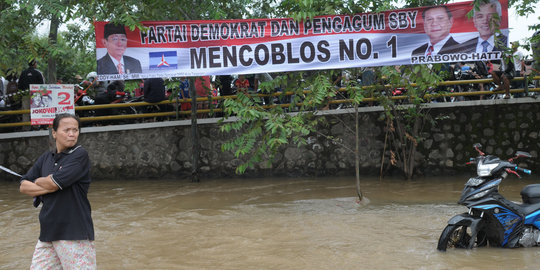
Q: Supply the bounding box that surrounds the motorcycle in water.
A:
[437,143,540,251]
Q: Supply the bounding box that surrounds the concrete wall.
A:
[1,98,539,180]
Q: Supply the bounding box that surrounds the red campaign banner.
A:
[94,0,509,80]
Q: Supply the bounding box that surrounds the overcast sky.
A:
[505,7,539,55]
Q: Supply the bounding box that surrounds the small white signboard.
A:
[30,84,75,125]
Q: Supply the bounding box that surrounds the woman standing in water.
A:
[19,113,96,269]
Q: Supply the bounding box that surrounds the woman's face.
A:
[52,117,79,152]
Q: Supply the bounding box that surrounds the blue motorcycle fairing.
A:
[524,209,540,229]
[476,202,540,229]
[472,204,522,246]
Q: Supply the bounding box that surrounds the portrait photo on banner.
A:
[97,23,143,75]
[409,0,508,64]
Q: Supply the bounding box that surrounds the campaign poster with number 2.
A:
[30,84,75,125]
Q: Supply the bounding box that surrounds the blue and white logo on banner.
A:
[149,51,178,70]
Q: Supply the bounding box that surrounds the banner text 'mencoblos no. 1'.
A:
[94,0,509,80]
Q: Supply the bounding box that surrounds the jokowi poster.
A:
[94,0,509,80]
[30,84,75,125]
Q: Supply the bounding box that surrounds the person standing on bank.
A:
[97,23,142,75]
[19,113,96,269]
[143,77,166,103]
[18,59,45,90]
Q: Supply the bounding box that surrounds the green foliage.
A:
[218,62,446,178]
[0,1,39,76]
[340,69,365,104]
[276,0,377,21]
[400,0,451,8]
[377,64,448,179]
[21,32,94,84]
[219,71,336,173]
[509,0,540,17]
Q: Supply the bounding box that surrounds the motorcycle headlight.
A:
[477,162,498,176]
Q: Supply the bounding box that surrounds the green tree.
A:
[377,65,449,180]
[0,1,38,77]
[217,0,540,198]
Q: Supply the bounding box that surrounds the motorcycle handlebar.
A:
[515,166,532,175]
[466,157,476,165]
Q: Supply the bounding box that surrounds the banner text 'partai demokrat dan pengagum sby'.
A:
[94,0,509,80]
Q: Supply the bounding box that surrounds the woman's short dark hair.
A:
[52,113,81,131]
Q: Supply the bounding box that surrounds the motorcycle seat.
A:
[521,184,540,204]
[518,202,540,216]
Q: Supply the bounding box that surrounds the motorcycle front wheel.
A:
[437,224,487,251]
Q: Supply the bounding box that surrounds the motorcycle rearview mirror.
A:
[473,143,485,156]
[508,151,532,163]
[515,151,532,158]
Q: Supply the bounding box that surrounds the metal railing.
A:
[1,76,539,130]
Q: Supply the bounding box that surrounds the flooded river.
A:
[2,176,540,269]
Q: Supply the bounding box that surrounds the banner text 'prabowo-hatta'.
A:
[94,0,509,80]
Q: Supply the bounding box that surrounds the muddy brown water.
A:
[2,176,540,269]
